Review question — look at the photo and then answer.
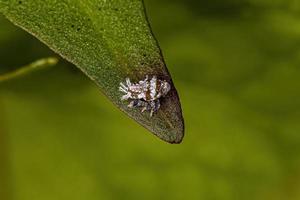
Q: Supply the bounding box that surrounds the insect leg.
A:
[154,100,160,112]
[128,100,135,108]
[149,101,156,117]
[149,100,160,117]
[121,93,131,101]
[126,78,132,87]
[140,104,147,113]
[139,101,150,113]
[139,75,149,85]
[144,75,149,81]
[150,109,154,117]
[128,99,142,108]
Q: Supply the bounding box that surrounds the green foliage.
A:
[1,0,300,200]
[0,0,184,143]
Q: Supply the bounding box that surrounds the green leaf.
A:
[0,0,184,143]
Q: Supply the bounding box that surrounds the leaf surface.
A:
[0,0,184,143]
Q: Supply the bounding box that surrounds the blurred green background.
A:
[1,0,300,199]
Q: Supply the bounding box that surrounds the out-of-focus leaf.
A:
[0,0,184,143]
[0,57,58,82]
[0,107,11,200]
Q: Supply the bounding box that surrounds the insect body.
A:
[119,76,171,116]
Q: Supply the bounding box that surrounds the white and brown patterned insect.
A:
[119,75,171,116]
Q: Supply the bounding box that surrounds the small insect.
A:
[119,75,171,117]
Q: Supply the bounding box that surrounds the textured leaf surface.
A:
[0,0,184,143]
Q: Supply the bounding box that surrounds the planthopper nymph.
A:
[119,75,171,117]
